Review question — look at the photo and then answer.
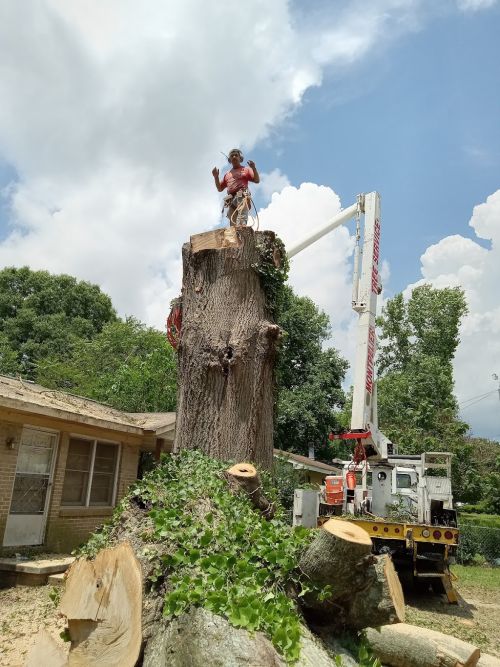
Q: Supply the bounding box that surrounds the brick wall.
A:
[0,421,23,546]
[45,440,140,552]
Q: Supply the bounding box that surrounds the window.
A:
[61,438,119,507]
[396,473,412,489]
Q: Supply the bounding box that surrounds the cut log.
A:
[299,519,373,602]
[299,519,404,629]
[174,227,284,469]
[365,624,481,667]
[59,542,142,667]
[226,462,275,518]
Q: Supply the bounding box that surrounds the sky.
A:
[0,0,499,439]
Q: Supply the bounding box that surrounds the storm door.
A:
[3,427,58,547]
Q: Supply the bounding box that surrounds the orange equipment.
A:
[325,476,344,505]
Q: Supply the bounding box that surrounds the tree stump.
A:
[174,227,284,468]
[299,519,405,629]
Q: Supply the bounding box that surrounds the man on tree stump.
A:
[212,148,260,226]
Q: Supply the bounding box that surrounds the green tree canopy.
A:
[36,318,177,413]
[0,266,116,378]
[274,286,348,458]
[376,284,473,500]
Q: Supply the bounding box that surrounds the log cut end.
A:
[323,518,373,547]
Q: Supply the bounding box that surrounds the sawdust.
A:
[0,585,69,667]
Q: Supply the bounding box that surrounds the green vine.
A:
[252,235,290,314]
[83,450,333,664]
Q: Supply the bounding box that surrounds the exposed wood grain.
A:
[59,542,142,667]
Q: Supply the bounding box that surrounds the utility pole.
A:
[493,373,500,401]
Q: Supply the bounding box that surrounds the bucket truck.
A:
[287,192,459,601]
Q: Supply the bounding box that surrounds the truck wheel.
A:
[431,578,446,595]
[413,577,431,594]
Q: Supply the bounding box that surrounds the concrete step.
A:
[0,555,74,587]
[48,572,66,586]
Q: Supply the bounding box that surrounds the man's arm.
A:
[212,167,225,192]
[247,160,260,184]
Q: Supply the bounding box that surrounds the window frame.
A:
[396,472,412,490]
[62,435,121,508]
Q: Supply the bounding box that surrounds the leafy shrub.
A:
[457,523,500,564]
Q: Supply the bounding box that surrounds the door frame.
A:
[4,424,60,547]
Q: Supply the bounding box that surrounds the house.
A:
[0,375,175,553]
[273,449,342,487]
[0,373,345,553]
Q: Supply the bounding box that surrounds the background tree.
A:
[0,266,116,378]
[376,284,473,499]
[36,318,177,412]
[274,286,348,459]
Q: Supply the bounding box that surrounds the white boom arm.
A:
[286,191,390,460]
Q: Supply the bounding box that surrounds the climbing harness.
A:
[166,297,182,350]
[221,188,259,229]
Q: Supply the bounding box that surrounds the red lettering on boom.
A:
[371,218,381,295]
[365,325,376,394]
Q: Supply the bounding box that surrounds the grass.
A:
[406,564,500,657]
[459,512,500,528]
[451,564,500,588]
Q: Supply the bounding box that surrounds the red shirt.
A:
[221,166,254,194]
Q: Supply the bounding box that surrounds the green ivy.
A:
[252,235,289,314]
[125,450,319,664]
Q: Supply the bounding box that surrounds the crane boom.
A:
[286,191,391,461]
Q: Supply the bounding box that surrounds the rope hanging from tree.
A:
[166,297,182,349]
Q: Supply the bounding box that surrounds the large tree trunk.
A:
[173,227,283,468]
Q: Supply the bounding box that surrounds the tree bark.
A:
[174,227,283,468]
[365,624,481,667]
[299,519,405,630]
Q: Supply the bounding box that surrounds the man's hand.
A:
[212,167,219,178]
[247,160,260,184]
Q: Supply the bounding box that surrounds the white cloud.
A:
[457,0,498,12]
[256,169,290,203]
[258,183,359,368]
[1,0,497,339]
[406,189,500,439]
[0,0,322,322]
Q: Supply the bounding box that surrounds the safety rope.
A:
[166,297,182,350]
[222,188,259,230]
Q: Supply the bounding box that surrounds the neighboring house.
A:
[0,375,175,553]
[273,449,342,487]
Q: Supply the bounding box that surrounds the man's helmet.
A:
[228,148,244,163]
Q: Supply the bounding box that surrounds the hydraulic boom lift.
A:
[287,192,459,601]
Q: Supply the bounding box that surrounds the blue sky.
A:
[252,4,500,294]
[0,0,499,438]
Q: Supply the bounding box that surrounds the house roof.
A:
[273,449,342,475]
[0,375,175,437]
